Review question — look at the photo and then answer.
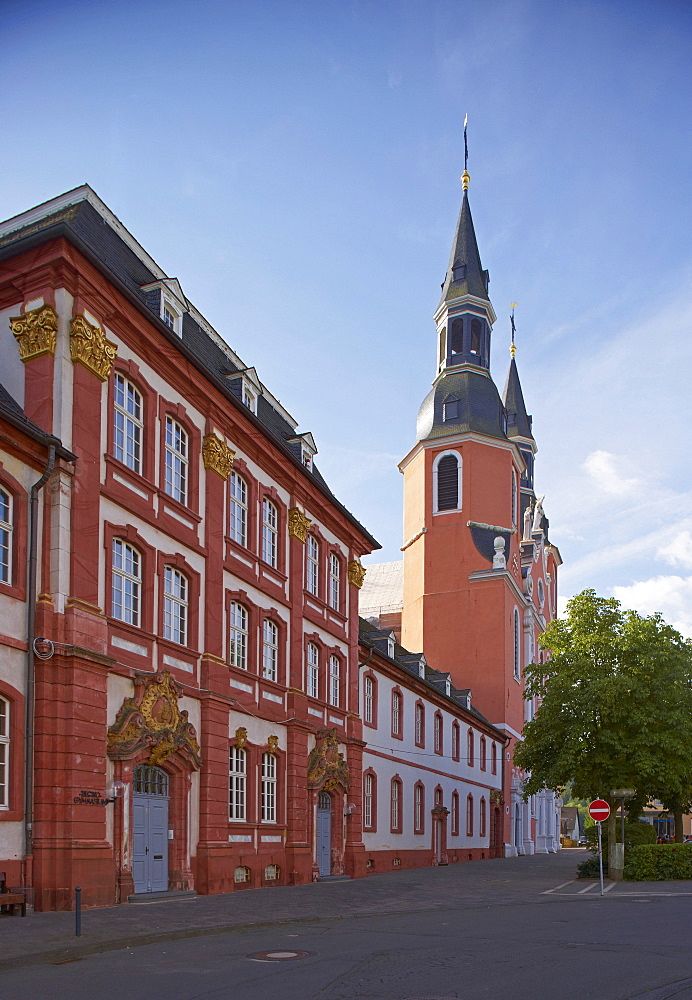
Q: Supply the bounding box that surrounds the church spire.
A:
[439,181,490,306]
[502,307,534,442]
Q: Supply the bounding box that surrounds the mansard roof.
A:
[0,187,378,549]
[416,369,507,443]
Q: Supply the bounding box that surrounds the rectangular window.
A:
[229,602,248,670]
[415,703,424,745]
[391,780,401,832]
[307,643,319,699]
[329,553,340,610]
[329,655,340,707]
[163,566,188,645]
[0,698,8,808]
[364,773,373,830]
[262,619,278,682]
[306,535,319,596]
[452,792,459,836]
[112,539,141,626]
[0,489,11,584]
[229,746,246,821]
[164,416,188,505]
[229,472,248,546]
[392,691,400,736]
[261,752,277,822]
[364,676,374,724]
[434,714,442,754]
[262,499,278,567]
[414,784,423,833]
[113,374,142,474]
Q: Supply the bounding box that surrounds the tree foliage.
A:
[515,591,692,826]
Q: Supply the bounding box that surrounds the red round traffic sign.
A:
[588,799,611,822]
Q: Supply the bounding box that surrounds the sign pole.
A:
[597,822,604,896]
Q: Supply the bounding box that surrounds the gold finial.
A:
[510,303,518,357]
[462,113,470,190]
[461,169,470,191]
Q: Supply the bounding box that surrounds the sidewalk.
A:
[0,850,639,971]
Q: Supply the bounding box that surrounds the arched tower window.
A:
[470,318,482,356]
[433,451,461,513]
[450,317,464,357]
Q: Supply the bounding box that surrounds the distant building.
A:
[361,167,562,856]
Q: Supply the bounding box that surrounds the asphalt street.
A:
[1,853,691,1000]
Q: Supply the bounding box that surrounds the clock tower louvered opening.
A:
[436,454,459,511]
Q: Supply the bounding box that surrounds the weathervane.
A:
[510,303,518,358]
[462,114,470,190]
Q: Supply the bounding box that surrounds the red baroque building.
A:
[0,186,378,910]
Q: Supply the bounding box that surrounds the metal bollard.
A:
[75,886,82,936]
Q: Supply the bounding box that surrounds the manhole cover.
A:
[247,950,312,962]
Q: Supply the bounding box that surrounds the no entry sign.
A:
[589,799,611,822]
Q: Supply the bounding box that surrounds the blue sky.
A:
[2,0,691,634]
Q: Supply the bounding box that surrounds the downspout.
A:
[24,444,56,873]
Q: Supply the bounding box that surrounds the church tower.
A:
[398,165,562,855]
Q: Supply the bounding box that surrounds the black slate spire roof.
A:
[502,357,533,440]
[439,189,490,304]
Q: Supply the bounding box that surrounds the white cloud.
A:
[657,530,692,570]
[582,450,640,497]
[612,575,692,640]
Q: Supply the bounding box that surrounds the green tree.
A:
[515,590,692,843]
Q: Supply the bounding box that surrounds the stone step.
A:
[127,889,197,903]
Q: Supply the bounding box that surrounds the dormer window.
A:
[443,395,460,422]
[163,306,176,330]
[141,279,187,338]
[418,660,426,679]
[287,432,317,472]
[226,368,262,416]
[243,387,256,413]
[387,635,395,658]
[452,260,466,282]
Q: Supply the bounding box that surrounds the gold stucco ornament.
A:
[202,433,235,479]
[307,728,350,792]
[70,314,117,381]
[287,507,311,543]
[11,304,58,361]
[107,669,201,769]
[347,560,366,589]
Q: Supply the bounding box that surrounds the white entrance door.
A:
[132,766,169,893]
[317,792,332,877]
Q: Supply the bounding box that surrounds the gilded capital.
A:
[287,507,311,543]
[10,305,58,361]
[347,559,366,589]
[70,314,117,381]
[202,434,235,479]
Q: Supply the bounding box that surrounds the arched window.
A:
[306,534,319,595]
[415,702,425,747]
[470,317,482,356]
[261,752,277,822]
[234,865,251,883]
[229,602,248,670]
[164,417,188,504]
[261,498,278,567]
[451,790,459,836]
[113,373,143,474]
[433,451,462,513]
[514,608,521,680]
[390,778,402,833]
[480,797,487,838]
[466,795,474,836]
[434,712,443,755]
[467,729,474,767]
[262,619,278,682]
[363,771,376,831]
[307,642,319,699]
[0,697,9,807]
[134,765,168,795]
[414,783,424,834]
[450,317,463,356]
[438,326,446,367]
[0,489,11,584]
[363,674,376,724]
[491,741,498,775]
[229,472,248,546]
[451,721,460,761]
[112,539,141,626]
[229,745,246,820]
[264,864,280,881]
[328,553,340,610]
[329,655,340,707]
[511,470,517,526]
[391,690,401,737]
[480,736,487,771]
[163,566,188,645]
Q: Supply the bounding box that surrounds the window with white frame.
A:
[415,702,424,745]
[112,539,141,626]
[390,778,401,832]
[163,304,177,330]
[113,374,143,474]
[229,472,248,547]
[261,752,277,822]
[163,566,188,645]
[491,741,497,775]
[452,721,460,761]
[262,619,278,682]
[307,642,319,699]
[511,470,517,526]
[243,386,257,413]
[514,608,521,680]
[306,534,319,596]
[229,602,248,670]
[329,655,340,707]
[467,729,474,766]
[480,797,487,838]
[433,450,462,513]
[434,713,443,754]
[364,772,374,829]
[451,790,459,836]
[328,553,340,610]
[261,499,278,567]
[480,736,487,771]
[414,783,424,833]
[0,489,11,584]
[229,745,246,820]
[466,794,474,836]
[164,417,188,505]
[392,690,401,736]
[364,675,374,724]
[0,697,8,808]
